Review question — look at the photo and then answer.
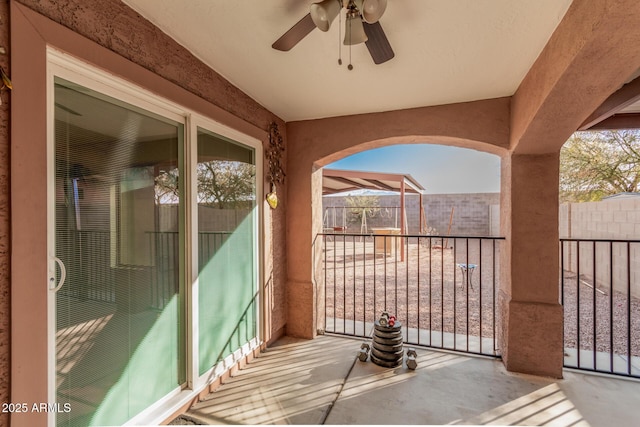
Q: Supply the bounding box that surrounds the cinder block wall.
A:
[424,193,500,236]
[323,192,500,236]
[559,198,640,298]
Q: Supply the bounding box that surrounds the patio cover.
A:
[322,169,427,249]
[322,168,425,196]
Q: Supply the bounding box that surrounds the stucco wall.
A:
[323,192,500,236]
[16,0,276,131]
[6,2,288,423]
[0,2,10,426]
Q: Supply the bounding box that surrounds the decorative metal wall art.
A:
[266,121,285,209]
[0,66,12,106]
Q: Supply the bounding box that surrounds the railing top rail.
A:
[560,238,640,243]
[317,232,505,240]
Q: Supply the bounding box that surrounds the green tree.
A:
[560,130,640,202]
[154,161,255,208]
[198,160,255,209]
[345,194,381,225]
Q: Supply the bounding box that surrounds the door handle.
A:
[50,256,66,292]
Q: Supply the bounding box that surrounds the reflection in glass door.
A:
[197,127,258,374]
[53,77,185,426]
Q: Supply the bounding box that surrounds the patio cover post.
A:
[400,179,405,261]
[419,193,424,233]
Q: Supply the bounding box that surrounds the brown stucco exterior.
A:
[0,1,9,426]
[7,0,288,425]
[284,0,640,379]
[2,0,640,425]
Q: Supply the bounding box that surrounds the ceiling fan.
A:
[272,0,394,66]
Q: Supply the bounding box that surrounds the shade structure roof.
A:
[322,168,425,196]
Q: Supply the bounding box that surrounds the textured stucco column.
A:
[284,139,321,338]
[499,152,563,378]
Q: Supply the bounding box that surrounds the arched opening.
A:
[286,86,591,378]
[313,140,504,357]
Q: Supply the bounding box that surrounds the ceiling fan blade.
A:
[363,21,394,64]
[272,14,316,51]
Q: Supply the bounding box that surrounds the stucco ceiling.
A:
[122,0,574,122]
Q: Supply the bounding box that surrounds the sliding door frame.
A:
[189,117,264,391]
[46,48,264,426]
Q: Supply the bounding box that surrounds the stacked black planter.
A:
[370,319,404,368]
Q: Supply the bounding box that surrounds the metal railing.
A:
[317,232,504,357]
[560,238,640,378]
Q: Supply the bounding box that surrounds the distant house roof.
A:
[322,168,425,196]
[602,192,640,201]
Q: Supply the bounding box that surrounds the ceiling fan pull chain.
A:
[338,5,343,65]
[348,10,353,70]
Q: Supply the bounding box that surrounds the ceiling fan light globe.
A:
[344,15,368,45]
[310,0,341,32]
[355,0,386,23]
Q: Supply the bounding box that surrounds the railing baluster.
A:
[453,238,457,351]
[384,236,387,311]
[406,236,409,342]
[353,234,356,336]
[374,234,377,325]
[627,242,631,376]
[593,241,597,371]
[609,241,613,374]
[440,238,444,349]
[362,233,366,337]
[428,236,432,347]
[394,235,398,317]
[417,236,421,346]
[333,233,336,333]
[466,238,470,352]
[343,234,346,334]
[493,239,496,355]
[479,239,483,354]
[577,240,581,369]
[324,234,327,333]
[561,239,565,356]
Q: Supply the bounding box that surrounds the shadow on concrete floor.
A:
[176,334,640,426]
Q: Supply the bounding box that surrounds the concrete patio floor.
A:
[175,334,639,426]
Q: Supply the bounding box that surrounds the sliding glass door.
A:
[49,58,262,425]
[197,128,257,374]
[53,77,186,426]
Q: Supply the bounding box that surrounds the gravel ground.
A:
[562,273,640,357]
[321,237,639,358]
